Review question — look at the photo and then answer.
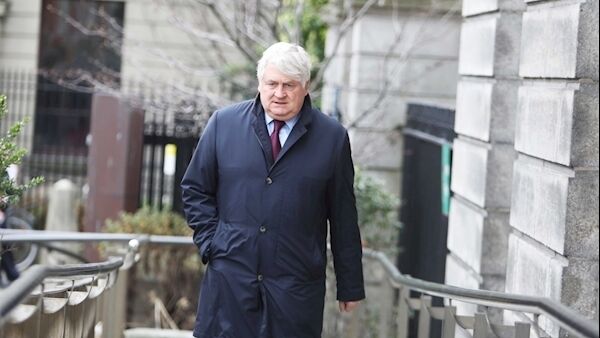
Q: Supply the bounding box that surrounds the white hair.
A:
[256,42,312,88]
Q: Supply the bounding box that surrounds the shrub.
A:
[354,167,401,255]
[0,95,43,208]
[105,205,191,236]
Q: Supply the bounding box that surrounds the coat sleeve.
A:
[327,131,366,301]
[181,111,219,264]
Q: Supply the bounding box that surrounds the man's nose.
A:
[274,85,286,97]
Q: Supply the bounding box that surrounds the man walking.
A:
[182,42,365,338]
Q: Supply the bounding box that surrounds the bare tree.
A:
[41,0,459,130]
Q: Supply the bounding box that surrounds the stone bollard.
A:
[42,179,81,265]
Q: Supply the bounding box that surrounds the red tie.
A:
[271,120,285,161]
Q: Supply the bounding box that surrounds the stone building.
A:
[322,0,599,331]
[448,0,599,331]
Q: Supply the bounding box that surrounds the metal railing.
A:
[1,230,598,338]
[363,249,599,338]
[0,232,147,338]
[0,230,194,338]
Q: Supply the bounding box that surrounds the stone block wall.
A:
[446,0,524,306]
[450,0,599,330]
[505,0,599,332]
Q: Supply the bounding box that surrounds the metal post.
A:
[100,269,128,338]
[473,313,491,338]
[515,322,531,338]
[441,306,457,338]
[418,295,432,338]
[396,287,410,338]
[378,277,394,338]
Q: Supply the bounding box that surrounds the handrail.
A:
[0,229,193,245]
[0,256,123,319]
[363,249,599,338]
[1,230,598,338]
[0,230,184,327]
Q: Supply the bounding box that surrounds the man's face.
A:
[258,64,308,121]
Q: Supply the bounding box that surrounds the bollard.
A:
[42,179,81,265]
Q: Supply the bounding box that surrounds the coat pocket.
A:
[209,221,250,261]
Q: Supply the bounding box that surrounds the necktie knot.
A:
[271,120,285,161]
[273,120,285,133]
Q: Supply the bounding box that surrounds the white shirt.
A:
[265,114,300,147]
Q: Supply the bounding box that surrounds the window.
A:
[34,0,124,154]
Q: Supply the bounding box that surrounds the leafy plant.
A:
[105,205,192,236]
[354,167,401,255]
[0,94,44,208]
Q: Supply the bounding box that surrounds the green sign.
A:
[441,144,451,216]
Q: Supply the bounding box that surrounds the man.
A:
[182,42,365,338]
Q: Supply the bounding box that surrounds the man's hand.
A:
[338,301,360,313]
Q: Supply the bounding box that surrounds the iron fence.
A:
[1,69,210,223]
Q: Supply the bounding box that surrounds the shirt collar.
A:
[265,113,300,129]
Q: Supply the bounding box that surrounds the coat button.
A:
[259,225,267,233]
[266,177,273,185]
[257,274,264,281]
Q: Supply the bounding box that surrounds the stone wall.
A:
[505,0,599,333]
[0,0,41,69]
[446,0,524,313]
[321,4,461,197]
[449,0,599,332]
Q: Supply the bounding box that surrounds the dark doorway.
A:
[396,104,455,338]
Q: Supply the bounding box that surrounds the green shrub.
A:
[105,206,191,236]
[0,94,43,208]
[354,167,401,255]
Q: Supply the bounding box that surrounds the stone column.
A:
[505,0,599,334]
[445,0,525,314]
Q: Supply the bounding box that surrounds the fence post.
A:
[378,277,394,338]
[396,287,410,338]
[441,306,457,338]
[417,295,432,338]
[473,313,491,338]
[514,322,531,338]
[101,269,128,338]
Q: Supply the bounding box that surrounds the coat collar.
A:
[251,93,313,126]
[251,94,313,171]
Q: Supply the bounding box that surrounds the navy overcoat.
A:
[181,94,365,338]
